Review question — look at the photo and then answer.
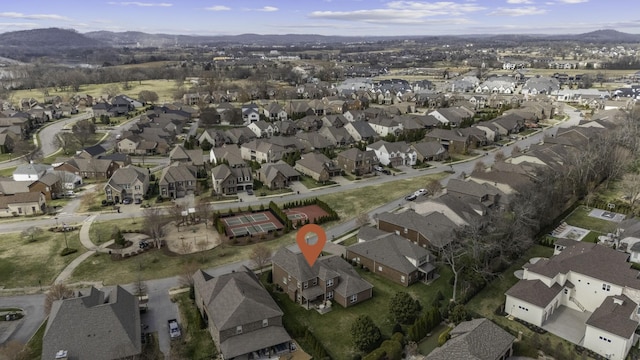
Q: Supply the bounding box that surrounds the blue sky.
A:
[0,0,638,36]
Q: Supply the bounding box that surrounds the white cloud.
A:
[258,6,278,12]
[107,2,173,7]
[309,1,484,24]
[205,5,231,11]
[0,12,70,21]
[557,0,588,3]
[489,6,546,16]
[0,22,38,28]
[507,0,533,3]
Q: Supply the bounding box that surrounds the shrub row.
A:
[268,201,293,230]
[363,333,403,360]
[407,306,442,343]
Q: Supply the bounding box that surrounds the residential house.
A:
[0,192,46,217]
[241,103,260,124]
[321,115,348,128]
[159,164,197,199]
[0,132,15,153]
[272,247,373,308]
[28,172,61,200]
[428,107,474,127]
[198,128,228,148]
[296,115,323,132]
[264,102,288,121]
[257,162,300,190]
[169,145,205,170]
[426,318,515,360]
[505,242,640,360]
[211,164,253,195]
[344,121,378,143]
[336,148,377,176]
[296,132,333,151]
[194,267,292,359]
[377,210,456,249]
[274,120,298,136]
[424,128,471,154]
[368,117,403,137]
[411,141,448,162]
[348,227,436,286]
[97,153,132,168]
[210,145,246,168]
[367,141,417,167]
[343,110,366,122]
[58,158,119,180]
[248,120,275,138]
[12,163,51,182]
[76,144,107,159]
[490,113,526,136]
[294,153,341,182]
[225,127,257,145]
[410,193,487,227]
[446,178,502,208]
[103,165,149,203]
[318,126,354,147]
[240,140,288,164]
[41,286,141,360]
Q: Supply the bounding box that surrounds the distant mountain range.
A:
[0,27,638,49]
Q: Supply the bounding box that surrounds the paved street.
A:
[0,107,583,354]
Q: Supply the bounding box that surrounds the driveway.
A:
[0,293,46,345]
[541,306,591,345]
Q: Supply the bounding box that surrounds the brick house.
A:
[211,164,253,195]
[294,153,341,182]
[193,267,292,359]
[257,162,300,190]
[272,248,373,309]
[104,166,149,203]
[158,164,197,199]
[377,210,456,249]
[336,148,378,176]
[347,227,437,286]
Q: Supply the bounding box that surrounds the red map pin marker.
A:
[296,224,327,267]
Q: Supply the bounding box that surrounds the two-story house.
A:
[247,120,275,138]
[103,165,149,203]
[159,164,197,199]
[193,267,292,360]
[264,102,288,121]
[241,104,260,125]
[211,164,253,195]
[377,210,456,249]
[272,247,373,308]
[257,162,300,190]
[347,227,436,286]
[336,148,378,176]
[367,141,417,167]
[505,242,640,360]
[294,153,341,183]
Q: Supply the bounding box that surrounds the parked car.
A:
[414,188,428,197]
[168,319,181,339]
[405,194,417,201]
[122,197,133,205]
[134,198,142,204]
[373,165,384,172]
[247,189,254,195]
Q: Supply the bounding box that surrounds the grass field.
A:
[0,229,85,288]
[299,175,337,189]
[172,292,218,359]
[10,79,188,105]
[563,206,618,234]
[270,266,453,360]
[22,320,46,360]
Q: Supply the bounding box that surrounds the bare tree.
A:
[195,200,213,227]
[12,140,42,163]
[438,240,466,303]
[103,84,120,98]
[168,204,185,231]
[44,283,74,315]
[425,179,442,196]
[21,226,43,243]
[71,119,96,148]
[0,340,25,360]
[494,150,505,162]
[138,90,158,104]
[179,261,200,288]
[250,244,271,272]
[473,161,486,173]
[355,213,370,227]
[621,173,640,212]
[133,275,147,302]
[143,207,166,248]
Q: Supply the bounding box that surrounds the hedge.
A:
[363,333,403,360]
[438,327,452,346]
[269,201,293,230]
[408,306,441,342]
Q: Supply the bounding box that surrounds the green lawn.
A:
[0,166,15,177]
[172,292,218,359]
[563,206,617,234]
[22,320,46,360]
[270,266,453,360]
[0,229,85,288]
[340,234,358,246]
[299,175,337,189]
[256,188,294,197]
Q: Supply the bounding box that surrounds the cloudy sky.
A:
[0,0,637,36]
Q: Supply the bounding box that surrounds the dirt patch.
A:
[164,222,222,255]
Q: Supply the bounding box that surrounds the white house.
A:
[366,141,416,167]
[368,118,403,137]
[505,242,640,360]
[247,120,274,138]
[12,163,52,182]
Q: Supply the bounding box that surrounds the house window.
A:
[404,228,408,234]
[327,279,334,287]
[236,326,242,334]
[303,282,308,289]
[378,266,382,272]
[262,319,268,327]
[312,279,317,286]
[563,289,568,294]
[18,208,22,214]
[297,281,301,289]
[327,291,334,300]
[31,206,36,213]
[602,284,611,291]
[401,276,406,283]
[134,185,140,190]
[282,277,287,285]
[350,294,358,303]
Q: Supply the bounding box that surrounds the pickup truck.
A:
[168,319,181,339]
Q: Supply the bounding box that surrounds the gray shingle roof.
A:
[348,233,431,274]
[159,164,197,185]
[105,165,147,191]
[42,286,141,360]
[586,295,639,338]
[426,318,515,360]
[505,279,563,308]
[377,210,456,247]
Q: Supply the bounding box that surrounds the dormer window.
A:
[236,326,242,334]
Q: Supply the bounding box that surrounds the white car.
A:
[414,189,428,197]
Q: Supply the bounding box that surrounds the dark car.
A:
[247,189,254,195]
[122,197,133,205]
[134,198,142,204]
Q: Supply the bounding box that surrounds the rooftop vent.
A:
[613,298,624,306]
